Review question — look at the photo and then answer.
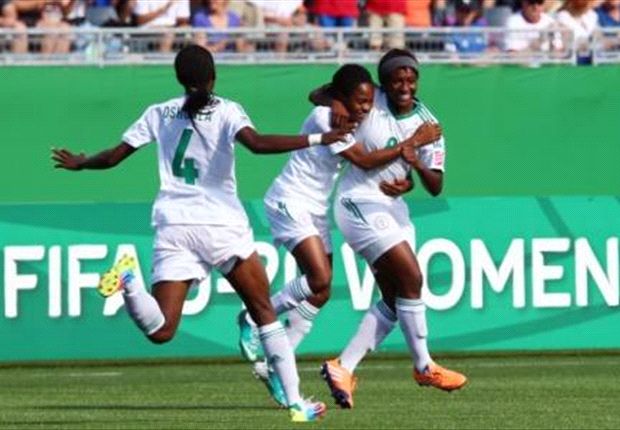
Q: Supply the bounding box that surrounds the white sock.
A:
[122,276,165,336]
[285,301,320,350]
[339,300,397,373]
[259,321,303,406]
[271,276,313,315]
[395,297,432,372]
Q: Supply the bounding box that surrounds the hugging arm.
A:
[235,126,351,154]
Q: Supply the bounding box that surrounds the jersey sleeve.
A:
[122,105,157,148]
[302,107,356,154]
[418,137,446,172]
[227,101,254,143]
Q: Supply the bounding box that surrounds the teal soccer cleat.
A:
[237,310,261,362]
[253,361,288,408]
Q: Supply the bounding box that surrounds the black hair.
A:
[174,44,216,123]
[331,64,373,100]
[377,48,419,88]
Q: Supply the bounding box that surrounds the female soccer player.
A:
[319,49,468,409]
[237,63,441,406]
[50,44,348,423]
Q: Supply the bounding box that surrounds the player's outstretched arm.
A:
[235,126,352,154]
[51,142,137,171]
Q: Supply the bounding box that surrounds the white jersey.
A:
[134,0,190,27]
[123,95,253,227]
[556,9,598,45]
[337,90,445,203]
[504,12,563,52]
[264,106,356,214]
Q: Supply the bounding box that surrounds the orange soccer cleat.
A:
[320,359,358,409]
[413,362,468,392]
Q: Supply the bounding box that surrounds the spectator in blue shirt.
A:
[192,0,249,52]
[596,0,620,27]
[445,0,488,54]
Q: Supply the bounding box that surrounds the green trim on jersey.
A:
[388,99,423,120]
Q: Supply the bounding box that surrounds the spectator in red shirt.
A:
[309,0,359,27]
[365,0,406,49]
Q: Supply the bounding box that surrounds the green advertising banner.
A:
[0,65,619,362]
[1,196,618,362]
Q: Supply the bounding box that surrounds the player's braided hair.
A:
[331,64,373,100]
[174,44,216,123]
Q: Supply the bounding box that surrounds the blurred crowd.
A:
[1,0,618,61]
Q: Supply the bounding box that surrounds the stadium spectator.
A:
[0,0,28,53]
[556,0,598,63]
[227,0,263,27]
[84,0,122,26]
[596,0,620,26]
[51,44,349,423]
[309,0,359,27]
[192,0,249,53]
[249,0,325,53]
[405,0,432,27]
[365,0,406,50]
[14,0,72,54]
[63,0,88,26]
[504,0,563,52]
[432,0,454,25]
[133,0,190,52]
[115,0,137,26]
[445,0,488,54]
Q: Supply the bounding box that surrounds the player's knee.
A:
[147,326,176,344]
[398,270,423,298]
[312,285,331,307]
[307,267,332,294]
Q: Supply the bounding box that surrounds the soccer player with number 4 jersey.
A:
[50,44,351,423]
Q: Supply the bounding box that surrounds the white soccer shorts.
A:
[151,223,256,284]
[264,198,333,254]
[334,197,416,265]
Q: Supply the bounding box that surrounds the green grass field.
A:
[1,354,619,429]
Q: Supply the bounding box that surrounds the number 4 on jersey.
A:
[173,129,199,184]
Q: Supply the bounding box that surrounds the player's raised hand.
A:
[321,121,356,145]
[51,147,86,170]
[380,177,414,197]
[407,122,442,149]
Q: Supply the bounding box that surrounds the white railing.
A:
[0,26,614,66]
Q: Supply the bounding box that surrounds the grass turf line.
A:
[0,355,618,429]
